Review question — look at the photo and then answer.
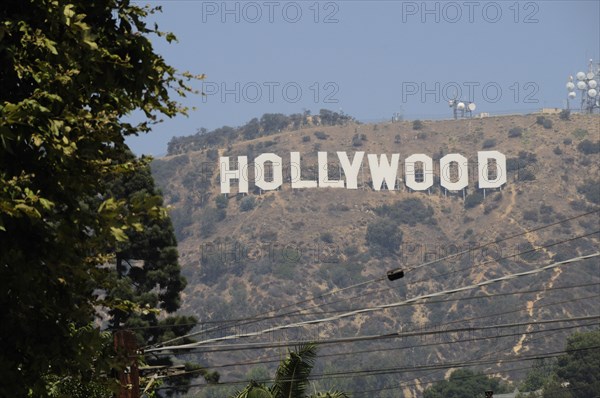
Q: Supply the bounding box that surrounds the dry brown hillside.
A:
[151,113,599,398]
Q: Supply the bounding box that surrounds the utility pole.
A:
[114,330,140,398]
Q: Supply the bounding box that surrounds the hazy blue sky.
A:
[127,0,600,155]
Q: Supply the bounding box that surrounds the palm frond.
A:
[230,380,274,398]
[309,391,350,398]
[272,342,318,398]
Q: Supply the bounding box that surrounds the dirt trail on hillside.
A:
[499,187,558,355]
[512,266,562,354]
[500,187,517,220]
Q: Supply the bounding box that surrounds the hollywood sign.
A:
[219,151,506,194]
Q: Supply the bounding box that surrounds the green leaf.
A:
[39,198,54,210]
[110,227,129,242]
[43,38,58,55]
[131,222,143,232]
[83,39,98,50]
[63,4,76,19]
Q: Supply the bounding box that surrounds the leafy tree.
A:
[553,330,600,398]
[231,343,348,398]
[106,154,187,318]
[243,117,261,140]
[260,113,290,134]
[520,359,554,392]
[102,157,221,396]
[541,379,572,398]
[0,0,199,396]
[423,369,511,398]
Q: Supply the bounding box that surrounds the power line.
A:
[154,344,600,391]
[150,283,599,356]
[148,296,598,390]
[354,305,599,395]
[150,315,600,354]
[147,289,597,383]
[370,292,600,394]
[248,230,599,325]
[130,275,599,333]
[153,321,598,378]
[159,322,599,396]
[141,216,599,343]
[307,345,600,382]
[142,245,600,393]
[136,280,598,334]
[407,209,599,272]
[145,252,600,352]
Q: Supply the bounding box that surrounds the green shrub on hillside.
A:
[320,232,334,243]
[577,139,600,155]
[240,196,256,212]
[314,131,329,140]
[374,198,436,226]
[508,127,523,138]
[482,138,497,149]
[352,134,363,147]
[578,180,600,204]
[200,207,226,237]
[464,191,484,209]
[215,195,228,209]
[366,219,402,254]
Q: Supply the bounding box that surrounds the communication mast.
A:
[449,98,476,119]
[566,59,600,113]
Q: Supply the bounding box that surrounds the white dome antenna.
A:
[566,60,600,114]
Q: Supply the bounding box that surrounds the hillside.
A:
[151,112,600,398]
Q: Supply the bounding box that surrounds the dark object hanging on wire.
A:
[387,268,405,281]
